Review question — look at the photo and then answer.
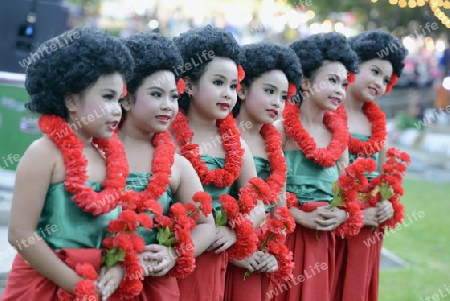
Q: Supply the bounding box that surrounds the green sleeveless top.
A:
[254,156,271,181]
[254,156,273,212]
[200,154,237,215]
[126,172,174,245]
[285,150,338,205]
[36,182,119,251]
[349,133,381,181]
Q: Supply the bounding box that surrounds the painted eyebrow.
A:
[101,89,117,95]
[213,74,238,82]
[327,73,346,81]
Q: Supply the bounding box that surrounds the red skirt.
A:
[109,274,180,301]
[224,264,271,301]
[1,248,102,301]
[332,226,384,301]
[272,202,335,301]
[177,250,228,301]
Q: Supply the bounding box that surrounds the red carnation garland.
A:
[38,114,128,216]
[339,102,387,157]
[245,207,296,285]
[259,124,287,206]
[157,191,213,278]
[368,148,410,229]
[57,263,99,301]
[216,194,259,261]
[171,112,244,187]
[282,102,349,167]
[328,157,378,238]
[101,131,178,298]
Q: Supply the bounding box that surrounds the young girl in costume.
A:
[2,28,134,301]
[331,31,406,301]
[114,32,216,301]
[170,25,265,301]
[226,42,302,301]
[273,32,359,301]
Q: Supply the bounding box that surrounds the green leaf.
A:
[102,247,126,270]
[379,182,393,201]
[214,209,228,226]
[157,226,178,248]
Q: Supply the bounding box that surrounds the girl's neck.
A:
[235,108,263,139]
[68,117,93,147]
[118,119,155,144]
[186,104,219,133]
[299,97,325,127]
[344,92,365,113]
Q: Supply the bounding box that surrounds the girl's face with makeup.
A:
[306,61,348,111]
[189,57,238,120]
[239,70,288,124]
[66,72,124,139]
[349,58,393,103]
[123,70,179,133]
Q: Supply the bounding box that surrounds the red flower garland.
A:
[157,191,213,278]
[256,207,296,285]
[259,124,287,206]
[102,131,177,298]
[347,102,387,157]
[38,115,128,215]
[282,102,349,167]
[329,157,378,238]
[368,148,410,229]
[57,263,99,301]
[171,111,244,187]
[218,194,259,261]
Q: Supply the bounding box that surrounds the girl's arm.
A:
[8,138,83,293]
[173,154,216,257]
[337,147,349,175]
[237,140,266,228]
[269,184,286,217]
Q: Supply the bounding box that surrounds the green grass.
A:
[379,178,450,301]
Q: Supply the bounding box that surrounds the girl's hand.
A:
[96,264,125,300]
[207,226,237,254]
[315,207,348,231]
[141,244,177,277]
[292,207,322,230]
[232,252,263,273]
[376,200,394,224]
[255,252,278,273]
[363,207,380,227]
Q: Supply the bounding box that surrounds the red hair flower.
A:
[237,65,245,90]
[286,83,297,103]
[385,73,398,94]
[176,78,185,95]
[122,82,127,98]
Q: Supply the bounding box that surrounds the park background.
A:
[0,0,450,300]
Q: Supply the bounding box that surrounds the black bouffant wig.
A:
[289,32,359,105]
[173,25,242,113]
[123,32,184,96]
[290,32,359,79]
[349,30,407,77]
[25,27,134,120]
[233,42,303,116]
